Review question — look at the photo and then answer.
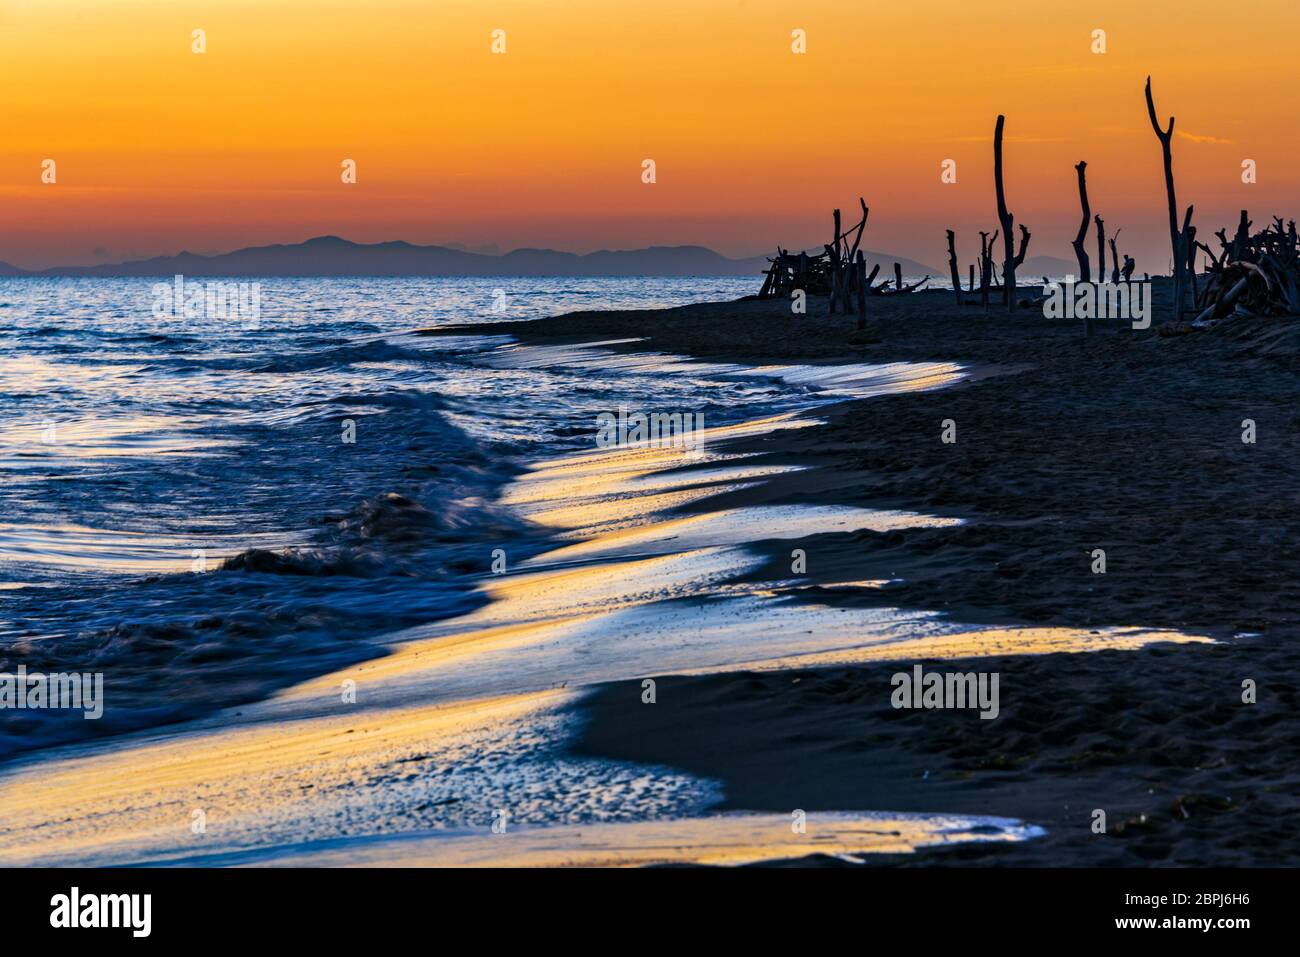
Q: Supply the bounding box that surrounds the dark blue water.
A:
[0,276,827,756]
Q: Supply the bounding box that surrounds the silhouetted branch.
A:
[1146,76,1185,319]
[994,115,1028,312]
[1072,161,1091,282]
[946,230,962,306]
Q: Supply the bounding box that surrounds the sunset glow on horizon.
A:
[2,0,1298,270]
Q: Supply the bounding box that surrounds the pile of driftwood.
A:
[1142,79,1300,327]
[1190,212,1300,323]
[757,247,832,298]
[757,198,929,327]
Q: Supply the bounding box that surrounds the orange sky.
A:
[1,0,1297,270]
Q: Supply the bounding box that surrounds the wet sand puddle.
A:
[0,342,1212,866]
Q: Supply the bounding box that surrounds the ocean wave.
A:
[249,340,437,374]
[0,368,533,762]
[0,480,537,760]
[0,276,765,763]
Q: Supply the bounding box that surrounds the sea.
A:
[0,275,830,756]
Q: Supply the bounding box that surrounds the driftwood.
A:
[757,201,863,304]
[946,230,962,306]
[978,229,999,311]
[994,115,1030,311]
[835,200,870,322]
[855,250,867,328]
[757,197,917,325]
[878,261,930,295]
[1190,211,1300,324]
[1073,167,1097,336]
[1071,161,1092,282]
[1094,215,1106,286]
[865,262,881,294]
[1145,76,1191,320]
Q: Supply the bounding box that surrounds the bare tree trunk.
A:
[856,251,867,330]
[1071,161,1091,282]
[1181,204,1195,311]
[827,208,842,314]
[1094,215,1106,284]
[847,199,869,262]
[978,232,989,310]
[946,230,962,306]
[979,229,997,311]
[1232,210,1251,259]
[994,115,1028,312]
[894,262,903,295]
[1145,76,1182,321]
[1012,225,1031,298]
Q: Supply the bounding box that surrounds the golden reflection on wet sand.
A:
[222,811,1043,868]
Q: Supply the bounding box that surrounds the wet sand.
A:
[1,343,1091,866]
[166,811,1042,867]
[436,285,1300,866]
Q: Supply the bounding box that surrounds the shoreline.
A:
[432,286,1300,865]
[426,284,1300,637]
[2,289,1296,866]
[1,336,1040,866]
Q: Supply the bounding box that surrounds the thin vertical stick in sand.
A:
[1145,76,1183,321]
[856,250,867,330]
[994,115,1030,313]
[946,230,962,307]
[1094,214,1106,287]
[1071,161,1092,283]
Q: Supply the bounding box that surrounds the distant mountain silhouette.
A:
[0,261,25,276]
[0,235,939,279]
[1021,255,1079,277]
